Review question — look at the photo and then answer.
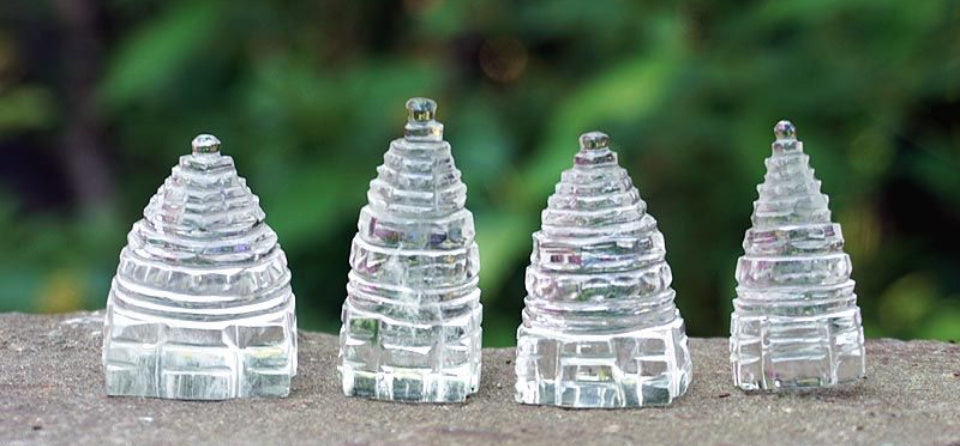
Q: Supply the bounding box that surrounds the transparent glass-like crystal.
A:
[515,132,692,408]
[102,134,297,400]
[338,98,483,403]
[730,121,866,391]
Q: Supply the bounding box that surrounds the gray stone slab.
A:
[1,311,959,446]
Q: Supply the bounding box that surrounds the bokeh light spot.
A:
[479,36,528,83]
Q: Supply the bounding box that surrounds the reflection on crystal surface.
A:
[102,134,297,400]
[338,98,483,403]
[730,121,866,391]
[514,132,692,408]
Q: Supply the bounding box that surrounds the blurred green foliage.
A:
[1,0,959,345]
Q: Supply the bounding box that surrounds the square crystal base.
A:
[339,304,483,403]
[102,311,297,400]
[514,317,691,408]
[339,366,478,403]
[730,307,866,391]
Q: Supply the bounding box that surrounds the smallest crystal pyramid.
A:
[102,134,297,400]
[515,132,692,408]
[730,121,866,390]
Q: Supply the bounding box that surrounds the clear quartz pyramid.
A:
[338,98,483,403]
[102,134,298,400]
[730,121,866,391]
[515,132,692,408]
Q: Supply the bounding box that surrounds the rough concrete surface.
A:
[1,311,960,446]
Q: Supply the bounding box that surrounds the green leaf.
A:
[99,1,223,108]
[475,211,536,300]
[878,273,937,336]
[260,166,369,248]
[0,85,56,132]
[919,302,960,341]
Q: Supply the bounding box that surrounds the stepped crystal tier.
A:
[102,134,298,400]
[338,98,483,403]
[515,132,692,408]
[730,121,866,391]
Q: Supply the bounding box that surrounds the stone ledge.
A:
[1,311,959,446]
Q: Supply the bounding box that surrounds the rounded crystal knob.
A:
[406,97,438,123]
[192,134,221,154]
[579,131,610,150]
[774,120,797,140]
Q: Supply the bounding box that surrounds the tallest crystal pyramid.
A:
[339,98,483,403]
[730,121,866,390]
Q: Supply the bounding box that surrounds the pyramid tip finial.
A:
[192,134,221,154]
[406,97,438,123]
[579,131,610,150]
[774,120,797,140]
[403,97,443,141]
